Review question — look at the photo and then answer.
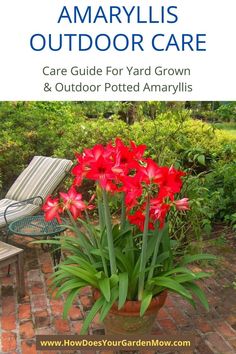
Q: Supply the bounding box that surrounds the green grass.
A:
[213,122,236,137]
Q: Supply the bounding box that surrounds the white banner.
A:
[0,0,235,100]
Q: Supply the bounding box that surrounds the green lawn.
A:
[213,122,236,137]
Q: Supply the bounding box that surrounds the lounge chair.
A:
[0,156,73,230]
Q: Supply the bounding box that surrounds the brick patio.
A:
[0,234,236,354]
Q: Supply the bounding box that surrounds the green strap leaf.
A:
[133,234,160,283]
[125,229,135,267]
[163,267,196,277]
[147,223,165,281]
[90,249,109,258]
[185,282,209,311]
[140,291,153,316]
[65,255,97,273]
[62,288,81,319]
[110,274,119,287]
[118,272,129,310]
[99,288,119,322]
[150,276,192,300]
[55,280,86,297]
[172,274,198,283]
[81,297,104,335]
[115,248,132,273]
[180,254,217,266]
[59,265,97,287]
[155,251,170,265]
[98,277,111,302]
[194,272,212,280]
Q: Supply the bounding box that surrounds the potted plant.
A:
[42,139,215,335]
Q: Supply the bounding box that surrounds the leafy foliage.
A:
[216,102,236,122]
[0,101,235,239]
[43,219,215,334]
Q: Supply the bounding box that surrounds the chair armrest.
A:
[3,196,44,226]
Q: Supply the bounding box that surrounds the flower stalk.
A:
[97,199,105,231]
[67,210,94,264]
[147,222,166,281]
[120,192,126,231]
[102,189,117,275]
[138,194,150,301]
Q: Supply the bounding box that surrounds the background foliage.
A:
[0,101,235,243]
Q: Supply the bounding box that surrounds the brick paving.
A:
[0,235,236,354]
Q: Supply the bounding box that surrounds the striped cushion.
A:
[6,156,73,205]
[0,199,40,228]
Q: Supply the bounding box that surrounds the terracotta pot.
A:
[94,290,167,335]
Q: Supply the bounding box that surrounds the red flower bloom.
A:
[72,153,90,186]
[157,166,185,201]
[84,144,110,161]
[150,198,171,229]
[121,174,143,209]
[60,186,86,219]
[86,194,96,210]
[110,138,143,176]
[139,158,164,185]
[129,140,146,160]
[128,208,154,232]
[86,156,116,190]
[174,198,190,211]
[72,140,147,191]
[72,145,111,186]
[73,144,117,190]
[42,196,62,223]
[42,140,190,235]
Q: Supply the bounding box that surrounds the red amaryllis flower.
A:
[139,158,164,185]
[86,194,96,210]
[150,198,171,229]
[86,156,115,190]
[129,140,146,160]
[157,166,185,201]
[72,154,90,186]
[167,166,185,192]
[174,198,190,211]
[128,208,154,232]
[121,174,143,209]
[72,144,113,186]
[42,196,62,223]
[110,138,142,175]
[84,144,110,161]
[60,187,86,219]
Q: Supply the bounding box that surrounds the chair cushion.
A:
[6,156,73,205]
[0,199,40,228]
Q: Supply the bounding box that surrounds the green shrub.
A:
[0,102,235,242]
[216,102,236,122]
[204,161,236,223]
[0,102,77,191]
[191,110,221,122]
[54,116,130,159]
[130,114,236,169]
[175,161,236,240]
